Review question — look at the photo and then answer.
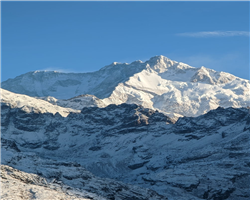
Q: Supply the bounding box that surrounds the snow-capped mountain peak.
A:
[190,66,236,85]
[1,55,249,117]
[145,55,194,74]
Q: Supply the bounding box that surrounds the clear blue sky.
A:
[1,1,249,81]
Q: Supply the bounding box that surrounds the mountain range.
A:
[2,55,250,117]
[1,55,250,200]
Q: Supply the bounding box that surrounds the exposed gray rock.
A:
[1,103,250,199]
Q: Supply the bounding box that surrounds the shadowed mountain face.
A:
[1,101,250,199]
[2,55,250,117]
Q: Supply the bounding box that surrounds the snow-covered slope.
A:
[39,94,107,110]
[2,55,249,117]
[1,148,165,200]
[1,165,92,200]
[1,88,79,117]
[2,103,250,199]
[1,88,108,117]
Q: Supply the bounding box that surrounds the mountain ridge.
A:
[1,102,249,199]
